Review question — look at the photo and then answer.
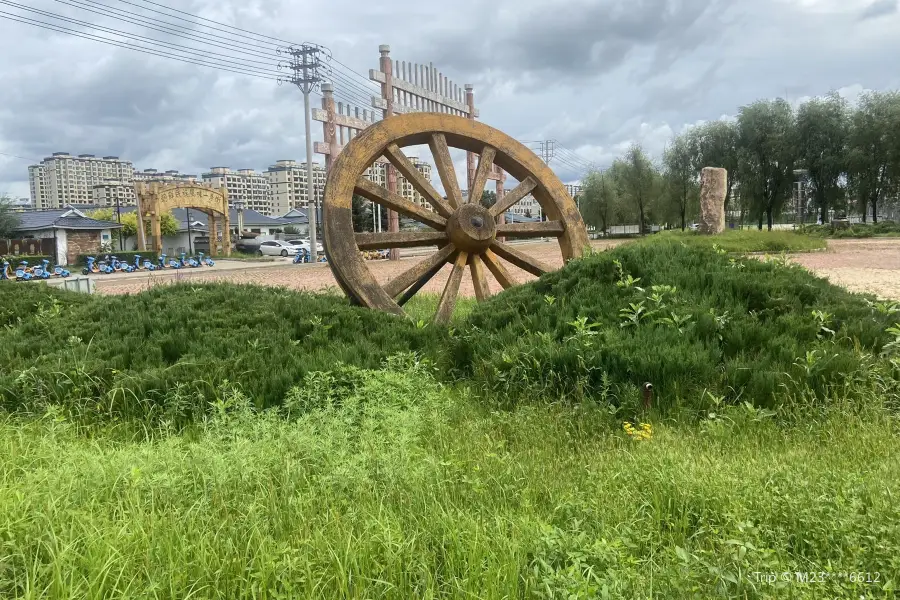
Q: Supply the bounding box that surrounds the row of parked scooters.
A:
[1,258,71,281]
[292,248,329,264]
[82,253,216,275]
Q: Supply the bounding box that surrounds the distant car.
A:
[257,240,302,257]
[688,223,699,231]
[290,238,324,254]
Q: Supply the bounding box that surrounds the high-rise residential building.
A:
[28,165,45,209]
[28,153,134,209]
[392,157,433,211]
[263,158,433,218]
[202,167,272,215]
[91,180,136,207]
[134,168,198,185]
[264,160,327,217]
[363,158,433,211]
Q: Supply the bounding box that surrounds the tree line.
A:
[579,90,900,233]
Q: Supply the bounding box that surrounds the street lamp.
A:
[793,169,809,226]
[115,192,123,251]
[233,201,246,238]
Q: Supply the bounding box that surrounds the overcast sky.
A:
[2,0,899,200]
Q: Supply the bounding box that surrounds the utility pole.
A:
[286,44,324,262]
[537,140,556,165]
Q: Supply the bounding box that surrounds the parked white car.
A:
[257,240,303,257]
[288,239,324,254]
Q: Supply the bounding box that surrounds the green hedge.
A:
[800,220,900,238]
[1,254,53,266]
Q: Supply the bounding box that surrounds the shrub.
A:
[455,240,896,413]
[1,254,54,266]
[0,283,444,423]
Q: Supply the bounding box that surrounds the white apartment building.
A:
[92,180,136,207]
[264,160,327,216]
[134,168,198,185]
[28,165,46,209]
[28,153,134,209]
[507,193,542,219]
[202,167,272,215]
[364,158,433,211]
[264,158,434,218]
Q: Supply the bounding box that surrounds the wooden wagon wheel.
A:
[323,112,589,324]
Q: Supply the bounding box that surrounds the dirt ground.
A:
[787,239,900,300]
[92,238,900,301]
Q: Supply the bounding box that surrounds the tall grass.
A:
[457,240,898,413]
[2,241,899,598]
[0,283,443,423]
[651,229,826,252]
[1,363,897,598]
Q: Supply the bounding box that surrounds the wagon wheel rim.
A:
[323,113,589,325]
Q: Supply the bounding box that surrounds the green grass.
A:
[1,364,898,598]
[651,229,826,253]
[800,221,900,239]
[458,239,897,413]
[0,283,444,423]
[1,241,899,598]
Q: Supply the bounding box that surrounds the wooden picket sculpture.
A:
[323,112,589,325]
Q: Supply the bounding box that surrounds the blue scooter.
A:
[1,259,10,280]
[31,261,52,280]
[15,261,32,281]
[83,256,101,275]
[135,255,156,271]
[293,248,310,264]
[179,252,200,268]
[197,252,215,267]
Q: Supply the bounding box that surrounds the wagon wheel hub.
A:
[447,204,496,254]
[323,113,589,325]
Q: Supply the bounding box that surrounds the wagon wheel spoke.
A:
[384,244,457,298]
[434,251,469,325]
[469,254,492,302]
[355,231,448,250]
[355,177,447,231]
[489,177,537,218]
[490,241,552,277]
[397,252,451,307]
[428,134,463,210]
[482,249,519,289]
[383,143,454,218]
[466,146,496,204]
[496,220,565,238]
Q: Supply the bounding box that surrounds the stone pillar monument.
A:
[699,167,727,234]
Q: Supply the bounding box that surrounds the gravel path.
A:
[92,238,900,301]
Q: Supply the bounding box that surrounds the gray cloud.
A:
[3,0,900,197]
[860,0,898,20]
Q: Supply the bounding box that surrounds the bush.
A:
[1,254,54,266]
[801,221,900,238]
[455,240,897,413]
[0,283,445,423]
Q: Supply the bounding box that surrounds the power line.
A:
[5,0,388,112]
[0,0,284,76]
[0,11,281,81]
[0,151,39,162]
[114,0,378,90]
[52,0,281,58]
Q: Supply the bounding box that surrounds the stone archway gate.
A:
[135,182,231,257]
